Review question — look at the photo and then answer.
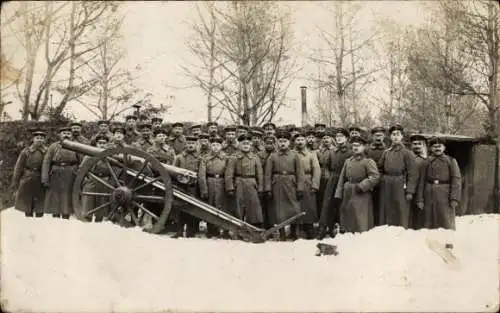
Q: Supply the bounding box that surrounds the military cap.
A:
[138,123,152,130]
[263,136,276,143]
[262,122,276,129]
[371,126,386,134]
[276,131,290,140]
[250,130,263,138]
[210,136,224,144]
[70,121,82,127]
[305,129,317,137]
[125,115,138,121]
[224,125,236,132]
[428,136,445,146]
[190,124,202,129]
[151,117,163,123]
[31,129,47,137]
[112,125,125,134]
[206,121,218,127]
[293,131,306,140]
[59,126,71,133]
[238,134,252,142]
[95,134,110,142]
[237,125,249,130]
[289,125,300,132]
[334,127,349,137]
[153,128,168,136]
[171,122,184,128]
[348,125,362,132]
[349,135,367,144]
[314,123,326,128]
[388,124,404,134]
[97,120,109,126]
[321,129,334,138]
[185,135,198,142]
[198,132,210,139]
[410,134,427,142]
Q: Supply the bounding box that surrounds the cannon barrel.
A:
[61,140,198,180]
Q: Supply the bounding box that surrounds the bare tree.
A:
[310,1,382,127]
[184,1,298,126]
[4,1,120,121]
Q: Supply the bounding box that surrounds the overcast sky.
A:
[2,1,429,124]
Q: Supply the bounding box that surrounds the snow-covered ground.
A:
[1,208,499,313]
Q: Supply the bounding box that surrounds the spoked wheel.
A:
[72,146,173,234]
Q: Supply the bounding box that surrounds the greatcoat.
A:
[416,154,461,230]
[335,155,380,232]
[295,147,321,223]
[199,152,229,214]
[264,149,305,225]
[12,145,47,215]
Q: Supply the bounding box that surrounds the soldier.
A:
[81,135,112,222]
[222,125,239,157]
[348,125,362,138]
[334,135,380,233]
[316,129,335,219]
[314,123,327,137]
[256,135,277,228]
[108,124,128,148]
[199,136,230,238]
[91,120,113,142]
[70,122,90,144]
[250,129,264,154]
[151,117,163,131]
[124,115,141,145]
[172,135,202,238]
[262,122,277,138]
[409,134,428,229]
[378,124,419,228]
[11,129,48,217]
[293,132,321,239]
[416,137,461,235]
[306,130,319,151]
[42,126,81,219]
[236,125,249,138]
[264,131,305,241]
[225,134,264,232]
[198,132,211,159]
[206,121,219,138]
[170,122,186,155]
[133,123,154,150]
[317,127,352,239]
[289,125,300,140]
[366,126,387,226]
[190,124,202,137]
[147,128,176,165]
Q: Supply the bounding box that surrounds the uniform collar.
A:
[337,144,348,152]
[370,142,385,149]
[296,147,308,155]
[278,149,290,155]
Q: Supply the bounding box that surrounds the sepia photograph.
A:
[0,0,499,312]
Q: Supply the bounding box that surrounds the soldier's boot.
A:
[35,212,44,218]
[316,226,327,240]
[94,216,103,223]
[220,230,231,239]
[52,213,61,218]
[25,211,34,217]
[171,224,184,238]
[206,224,218,238]
[278,229,286,241]
[61,214,70,219]
[288,224,298,241]
[303,224,314,239]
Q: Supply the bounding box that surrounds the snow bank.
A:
[1,208,499,312]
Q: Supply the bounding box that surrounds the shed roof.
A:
[417,132,493,144]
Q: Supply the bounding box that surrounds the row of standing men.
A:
[11,117,461,241]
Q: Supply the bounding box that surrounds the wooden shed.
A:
[416,133,499,215]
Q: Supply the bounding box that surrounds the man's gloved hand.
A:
[354,184,363,193]
[416,202,424,210]
[405,193,413,201]
[227,190,235,197]
[450,200,459,210]
[296,190,304,200]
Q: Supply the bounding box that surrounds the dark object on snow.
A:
[315,243,338,256]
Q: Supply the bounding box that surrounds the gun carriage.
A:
[62,140,304,243]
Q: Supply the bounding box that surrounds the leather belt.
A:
[427,179,449,185]
[52,162,77,166]
[207,173,223,178]
[383,172,404,176]
[273,171,295,175]
[25,167,41,171]
[236,175,256,179]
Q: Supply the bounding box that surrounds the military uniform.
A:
[316,144,334,218]
[225,151,264,226]
[366,141,386,226]
[11,140,47,217]
[416,149,461,230]
[199,151,229,236]
[42,137,80,218]
[173,149,202,237]
[72,135,90,145]
[295,147,321,238]
[378,143,418,228]
[222,141,240,158]
[147,145,176,165]
[80,155,112,222]
[170,135,186,155]
[264,149,305,227]
[124,129,141,145]
[335,153,380,233]
[318,143,352,235]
